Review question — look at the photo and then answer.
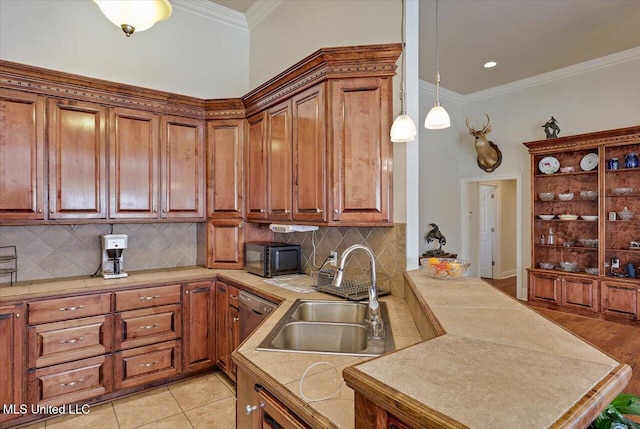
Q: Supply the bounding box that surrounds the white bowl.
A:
[580,215,598,221]
[560,166,575,173]
[538,214,555,220]
[558,193,574,201]
[558,214,579,221]
[538,192,555,201]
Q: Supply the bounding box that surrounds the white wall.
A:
[0,0,249,98]
[419,53,640,292]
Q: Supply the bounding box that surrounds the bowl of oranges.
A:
[420,257,471,279]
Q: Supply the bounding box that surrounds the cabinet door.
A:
[561,276,598,312]
[109,107,159,219]
[206,119,244,218]
[160,116,205,219]
[0,89,45,220]
[602,280,638,318]
[256,385,309,429]
[246,113,267,220]
[48,99,107,219]
[0,304,24,424]
[228,305,239,382]
[215,282,229,372]
[330,77,392,223]
[183,281,216,372]
[528,271,560,304]
[292,85,326,222]
[267,101,293,221]
[204,219,244,269]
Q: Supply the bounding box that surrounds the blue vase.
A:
[625,153,638,168]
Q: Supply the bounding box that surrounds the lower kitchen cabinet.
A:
[114,340,181,390]
[114,304,181,350]
[27,355,113,407]
[183,281,216,372]
[228,304,239,382]
[236,366,308,429]
[0,304,25,424]
[353,391,420,429]
[528,271,560,305]
[560,275,598,312]
[215,281,241,381]
[602,280,639,320]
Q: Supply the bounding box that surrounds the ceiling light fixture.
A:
[484,61,497,68]
[94,0,172,37]
[424,0,450,130]
[390,0,417,143]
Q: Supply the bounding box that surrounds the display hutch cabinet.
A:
[524,125,640,323]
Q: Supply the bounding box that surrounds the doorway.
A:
[461,175,523,300]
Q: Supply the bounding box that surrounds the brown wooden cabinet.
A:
[292,84,326,223]
[200,219,244,269]
[183,281,216,372]
[266,101,293,221]
[206,119,244,219]
[48,98,107,220]
[215,281,229,373]
[329,77,392,223]
[524,126,640,321]
[0,304,24,424]
[0,89,45,221]
[109,107,159,219]
[246,113,268,220]
[160,115,205,219]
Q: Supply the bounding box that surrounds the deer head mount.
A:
[466,114,502,173]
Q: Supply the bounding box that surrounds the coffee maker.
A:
[101,234,128,279]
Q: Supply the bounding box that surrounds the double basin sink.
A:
[257,299,395,356]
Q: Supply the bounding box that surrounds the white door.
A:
[479,184,497,278]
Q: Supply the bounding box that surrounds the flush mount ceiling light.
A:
[390,0,417,143]
[484,61,497,68]
[94,0,172,37]
[424,0,450,130]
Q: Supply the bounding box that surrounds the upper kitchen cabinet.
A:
[160,116,206,219]
[109,107,159,219]
[246,113,268,221]
[0,89,45,221]
[206,119,244,219]
[48,98,107,220]
[242,44,401,226]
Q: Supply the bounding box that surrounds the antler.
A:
[466,114,491,135]
[479,113,491,134]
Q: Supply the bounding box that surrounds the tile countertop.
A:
[1,267,631,428]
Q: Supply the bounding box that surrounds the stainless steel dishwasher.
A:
[238,291,277,341]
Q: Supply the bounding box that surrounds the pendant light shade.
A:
[391,114,418,142]
[94,0,172,37]
[390,0,417,143]
[424,0,450,130]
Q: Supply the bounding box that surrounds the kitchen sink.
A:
[257,299,395,356]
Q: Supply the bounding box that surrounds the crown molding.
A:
[420,47,640,105]
[246,0,283,31]
[172,0,248,31]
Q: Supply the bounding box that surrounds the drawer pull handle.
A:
[59,305,85,312]
[233,317,239,322]
[60,337,84,344]
[229,295,238,301]
[245,401,265,415]
[140,361,159,368]
[139,295,160,301]
[140,324,159,330]
[59,379,84,387]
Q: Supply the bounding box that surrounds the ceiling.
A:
[211,0,640,95]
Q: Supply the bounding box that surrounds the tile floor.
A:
[21,371,236,429]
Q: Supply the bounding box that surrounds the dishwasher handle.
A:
[239,291,277,315]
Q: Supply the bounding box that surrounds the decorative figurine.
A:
[466,114,502,173]
[424,223,447,256]
[543,116,560,139]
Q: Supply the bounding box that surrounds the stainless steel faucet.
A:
[331,244,384,339]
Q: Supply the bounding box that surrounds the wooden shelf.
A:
[535,170,598,178]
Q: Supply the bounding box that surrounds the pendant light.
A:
[424,0,450,130]
[390,0,417,143]
[94,0,172,37]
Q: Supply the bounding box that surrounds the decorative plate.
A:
[580,153,599,171]
[558,214,579,221]
[539,157,559,174]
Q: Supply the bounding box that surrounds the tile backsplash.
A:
[0,223,197,283]
[274,224,406,297]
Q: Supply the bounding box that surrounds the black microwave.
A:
[244,242,302,278]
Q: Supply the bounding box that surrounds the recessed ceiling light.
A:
[484,61,497,68]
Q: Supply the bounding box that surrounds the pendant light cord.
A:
[400,0,407,115]
[435,0,441,104]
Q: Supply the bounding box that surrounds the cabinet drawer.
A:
[115,284,181,312]
[28,355,112,407]
[114,341,181,390]
[115,304,181,350]
[28,293,111,324]
[228,286,240,309]
[28,315,113,369]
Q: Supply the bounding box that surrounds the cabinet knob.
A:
[15,313,20,318]
[154,209,157,213]
[162,209,167,213]
[245,402,264,415]
[50,209,54,214]
[38,209,43,213]
[233,317,239,322]
[334,209,339,214]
